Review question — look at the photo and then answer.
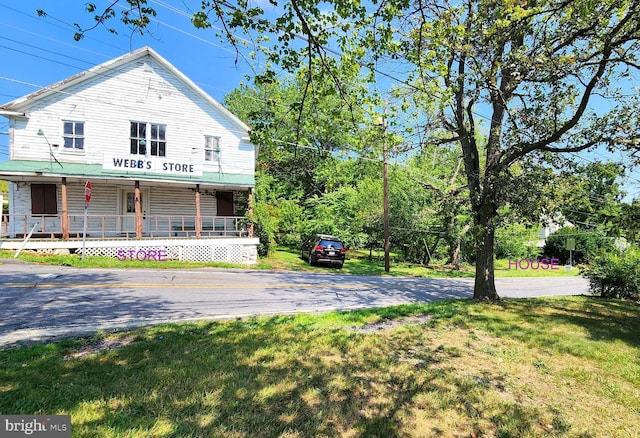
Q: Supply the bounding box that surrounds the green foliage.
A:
[273,198,303,247]
[543,227,615,265]
[582,246,640,300]
[494,223,541,259]
[613,199,640,244]
[556,161,627,232]
[250,201,277,257]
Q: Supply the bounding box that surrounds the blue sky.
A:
[0,0,260,161]
[1,0,639,200]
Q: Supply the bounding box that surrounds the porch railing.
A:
[0,214,250,239]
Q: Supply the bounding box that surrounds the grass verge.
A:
[0,248,579,278]
[1,296,637,437]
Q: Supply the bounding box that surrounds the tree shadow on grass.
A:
[472,297,640,351]
[0,312,582,437]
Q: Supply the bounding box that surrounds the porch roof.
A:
[0,160,254,187]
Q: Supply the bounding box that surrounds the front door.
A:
[120,189,149,233]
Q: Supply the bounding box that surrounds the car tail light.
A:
[340,248,346,254]
[314,245,324,251]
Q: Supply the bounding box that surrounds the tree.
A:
[555,161,626,232]
[71,0,640,299]
[390,1,640,299]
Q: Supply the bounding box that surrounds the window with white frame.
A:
[130,121,166,156]
[150,123,166,156]
[63,121,84,150]
[130,121,146,155]
[204,136,220,162]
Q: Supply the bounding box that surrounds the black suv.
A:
[301,234,346,268]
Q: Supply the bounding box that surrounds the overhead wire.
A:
[0,1,638,184]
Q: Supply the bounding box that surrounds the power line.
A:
[0,44,86,70]
[0,21,113,60]
[0,36,96,67]
[0,3,128,52]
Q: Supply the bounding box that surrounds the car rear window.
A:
[319,239,344,249]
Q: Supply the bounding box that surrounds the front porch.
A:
[1,213,259,264]
[1,213,250,239]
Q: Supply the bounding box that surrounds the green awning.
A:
[0,160,254,187]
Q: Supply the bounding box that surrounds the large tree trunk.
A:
[473,202,500,300]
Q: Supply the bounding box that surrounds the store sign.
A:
[103,156,203,176]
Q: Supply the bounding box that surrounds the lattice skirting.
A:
[72,243,256,263]
[6,238,259,264]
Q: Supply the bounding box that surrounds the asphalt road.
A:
[0,260,590,347]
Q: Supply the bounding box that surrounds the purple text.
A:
[508,257,560,270]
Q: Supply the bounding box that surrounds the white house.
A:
[0,47,259,263]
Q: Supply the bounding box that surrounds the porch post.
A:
[134,180,142,239]
[195,184,201,238]
[248,187,254,238]
[61,177,69,240]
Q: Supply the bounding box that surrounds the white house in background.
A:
[536,215,574,247]
[0,46,259,263]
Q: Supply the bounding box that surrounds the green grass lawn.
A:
[0,248,580,278]
[0,296,637,437]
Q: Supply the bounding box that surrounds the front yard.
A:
[1,296,637,437]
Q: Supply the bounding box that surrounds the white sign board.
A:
[103,156,203,176]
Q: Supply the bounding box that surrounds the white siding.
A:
[12,55,254,175]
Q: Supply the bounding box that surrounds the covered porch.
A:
[0,160,258,263]
[1,213,250,239]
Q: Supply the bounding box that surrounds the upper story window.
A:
[150,124,166,157]
[130,121,166,156]
[63,121,84,150]
[204,136,220,162]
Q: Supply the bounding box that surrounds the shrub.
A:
[581,246,640,300]
[495,223,541,259]
[250,202,277,257]
[543,226,614,264]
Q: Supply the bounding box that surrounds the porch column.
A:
[134,180,142,239]
[61,177,69,240]
[248,187,254,238]
[195,184,202,238]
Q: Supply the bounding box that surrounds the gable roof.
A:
[0,46,251,134]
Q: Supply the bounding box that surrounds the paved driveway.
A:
[0,260,589,347]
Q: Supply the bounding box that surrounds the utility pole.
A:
[382,105,390,272]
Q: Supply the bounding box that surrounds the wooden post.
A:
[195,184,201,238]
[382,106,390,273]
[134,180,142,239]
[61,177,69,240]
[248,187,254,238]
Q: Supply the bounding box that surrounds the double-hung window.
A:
[130,122,166,156]
[150,124,166,157]
[204,136,220,162]
[130,122,146,155]
[63,121,84,150]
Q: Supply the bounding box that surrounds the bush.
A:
[274,199,303,248]
[581,246,640,300]
[543,227,614,265]
[495,223,541,259]
[250,202,277,257]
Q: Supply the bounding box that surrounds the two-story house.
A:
[0,46,259,263]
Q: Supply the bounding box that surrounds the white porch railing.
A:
[1,214,250,239]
